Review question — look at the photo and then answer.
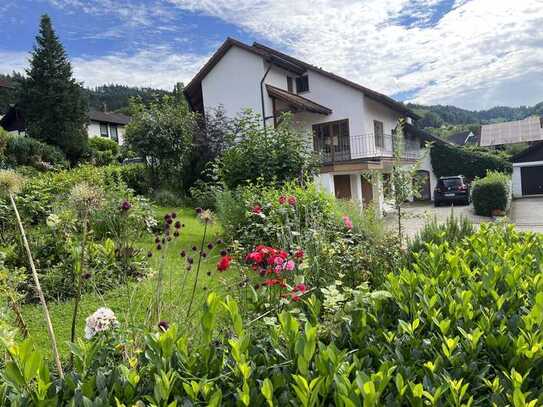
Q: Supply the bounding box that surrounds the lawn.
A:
[20,206,230,357]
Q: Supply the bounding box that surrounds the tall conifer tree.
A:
[20,15,87,161]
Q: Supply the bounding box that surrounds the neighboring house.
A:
[184,38,443,211]
[87,110,130,144]
[512,142,543,197]
[448,129,480,146]
[0,105,130,144]
[0,79,13,90]
[480,116,543,147]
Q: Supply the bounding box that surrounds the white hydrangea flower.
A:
[84,307,119,339]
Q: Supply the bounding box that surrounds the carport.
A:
[512,142,543,197]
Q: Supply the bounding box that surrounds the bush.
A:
[103,164,151,196]
[4,224,543,405]
[87,137,119,166]
[408,213,476,255]
[220,112,317,189]
[472,171,511,216]
[431,142,512,180]
[0,132,68,169]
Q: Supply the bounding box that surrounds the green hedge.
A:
[430,142,512,180]
[0,131,68,169]
[472,171,511,216]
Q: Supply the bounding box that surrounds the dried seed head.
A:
[0,170,23,198]
[69,182,103,214]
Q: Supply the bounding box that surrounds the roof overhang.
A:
[266,84,332,115]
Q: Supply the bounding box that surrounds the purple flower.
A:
[171,212,177,219]
[166,218,173,225]
[180,250,186,257]
[82,272,92,280]
[201,252,207,258]
[216,239,224,245]
[147,251,153,258]
[195,207,203,214]
[120,200,131,211]
[174,221,181,229]
[158,320,169,332]
[207,243,214,250]
[220,249,227,256]
[164,214,171,221]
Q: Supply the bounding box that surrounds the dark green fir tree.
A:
[20,14,87,162]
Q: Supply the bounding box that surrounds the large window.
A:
[109,125,118,142]
[313,119,350,162]
[374,120,384,148]
[296,75,309,93]
[100,122,108,137]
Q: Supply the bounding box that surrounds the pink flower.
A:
[342,215,353,230]
[284,260,295,271]
[251,205,262,214]
[274,257,284,265]
[294,249,304,259]
[293,283,307,294]
[278,195,287,205]
[287,196,297,206]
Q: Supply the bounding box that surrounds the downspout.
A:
[260,63,272,134]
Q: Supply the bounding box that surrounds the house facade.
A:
[87,110,130,145]
[184,38,440,211]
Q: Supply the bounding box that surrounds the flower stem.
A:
[186,222,207,318]
[9,193,64,378]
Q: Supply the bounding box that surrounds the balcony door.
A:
[313,119,350,163]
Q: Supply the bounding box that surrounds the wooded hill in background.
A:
[0,73,172,115]
[409,101,543,139]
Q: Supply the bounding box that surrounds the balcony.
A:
[313,133,421,164]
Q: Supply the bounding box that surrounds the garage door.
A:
[521,166,543,195]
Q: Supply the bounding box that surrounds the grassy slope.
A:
[21,207,229,357]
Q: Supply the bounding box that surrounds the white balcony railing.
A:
[313,133,421,164]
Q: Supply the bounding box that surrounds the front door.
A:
[334,175,352,199]
[361,177,373,208]
[521,166,543,195]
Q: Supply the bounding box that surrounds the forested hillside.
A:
[0,73,172,114]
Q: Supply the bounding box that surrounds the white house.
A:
[184,38,442,212]
[88,110,130,145]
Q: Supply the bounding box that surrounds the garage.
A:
[512,142,543,198]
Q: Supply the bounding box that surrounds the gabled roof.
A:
[448,129,480,146]
[266,84,332,115]
[184,37,419,120]
[512,141,543,163]
[404,123,449,145]
[0,79,13,89]
[480,116,543,146]
[89,110,130,125]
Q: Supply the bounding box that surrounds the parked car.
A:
[434,175,471,206]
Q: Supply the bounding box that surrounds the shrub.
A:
[0,132,68,169]
[408,213,476,256]
[3,224,543,405]
[472,171,511,216]
[103,164,151,196]
[87,137,119,166]
[152,189,183,207]
[220,112,317,189]
[431,142,512,180]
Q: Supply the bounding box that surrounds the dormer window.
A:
[296,75,309,93]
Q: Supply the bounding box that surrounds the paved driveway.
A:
[386,198,543,238]
[384,201,490,239]
[510,197,543,233]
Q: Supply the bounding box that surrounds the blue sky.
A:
[1,0,542,109]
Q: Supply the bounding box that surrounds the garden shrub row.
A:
[0,130,68,170]
[3,224,543,405]
[471,171,511,216]
[430,142,512,180]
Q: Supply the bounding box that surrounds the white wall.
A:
[512,166,522,198]
[202,46,265,120]
[87,120,125,145]
[418,147,438,200]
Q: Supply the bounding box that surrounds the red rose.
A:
[278,195,287,204]
[217,256,232,272]
[251,205,262,214]
[287,196,297,206]
[294,249,304,259]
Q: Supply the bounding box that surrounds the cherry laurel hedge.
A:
[430,142,512,180]
[3,224,543,405]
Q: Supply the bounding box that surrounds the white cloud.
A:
[0,48,207,90]
[168,0,543,108]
